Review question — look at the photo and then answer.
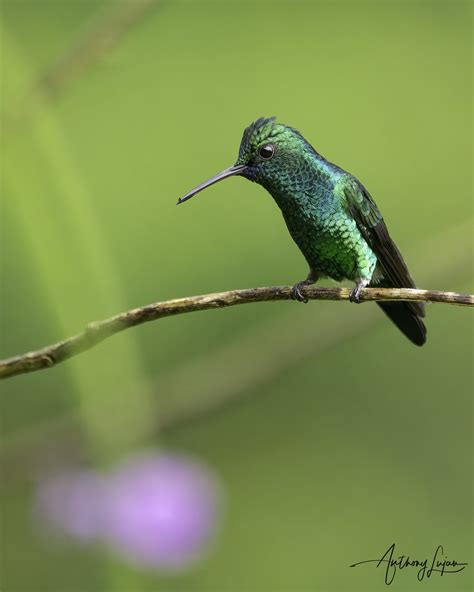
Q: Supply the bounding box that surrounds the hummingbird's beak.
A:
[176,164,247,205]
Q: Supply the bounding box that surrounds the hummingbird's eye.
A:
[259,144,274,160]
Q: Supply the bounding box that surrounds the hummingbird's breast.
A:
[262,160,377,282]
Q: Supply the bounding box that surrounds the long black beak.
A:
[177,164,247,205]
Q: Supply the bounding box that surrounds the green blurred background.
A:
[1,0,472,590]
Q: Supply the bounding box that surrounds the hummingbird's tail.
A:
[376,301,426,346]
[374,279,426,346]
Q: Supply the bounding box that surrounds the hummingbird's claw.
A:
[291,270,319,304]
[291,281,309,304]
[349,287,361,303]
[349,279,369,303]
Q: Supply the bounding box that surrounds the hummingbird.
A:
[177,117,426,346]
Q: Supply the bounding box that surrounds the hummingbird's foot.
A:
[291,270,319,304]
[291,281,309,303]
[349,279,370,303]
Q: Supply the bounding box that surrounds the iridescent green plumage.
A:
[178,117,426,346]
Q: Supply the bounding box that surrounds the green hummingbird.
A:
[177,117,426,346]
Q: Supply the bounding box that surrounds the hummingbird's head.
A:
[177,117,317,205]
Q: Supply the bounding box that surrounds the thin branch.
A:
[3,0,162,127]
[33,0,159,99]
[1,286,472,380]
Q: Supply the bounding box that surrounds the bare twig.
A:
[0,286,472,380]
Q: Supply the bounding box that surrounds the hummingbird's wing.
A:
[337,176,426,346]
[338,176,424,318]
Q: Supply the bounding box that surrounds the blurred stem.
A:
[1,286,472,380]
[3,20,158,592]
[2,26,155,453]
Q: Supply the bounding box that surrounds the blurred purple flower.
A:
[34,451,222,571]
[104,452,221,570]
[35,469,105,542]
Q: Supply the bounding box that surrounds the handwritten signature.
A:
[350,543,468,585]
